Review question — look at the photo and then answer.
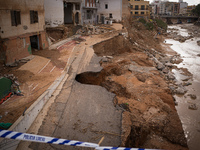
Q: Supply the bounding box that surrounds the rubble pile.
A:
[145,48,192,96]
[76,25,114,35]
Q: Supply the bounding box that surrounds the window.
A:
[87,10,92,19]
[75,4,80,10]
[109,13,113,18]
[130,5,133,9]
[11,10,21,26]
[141,5,145,10]
[135,12,138,14]
[130,11,133,14]
[105,4,108,9]
[135,0,140,1]
[30,10,38,24]
[141,12,144,14]
[135,5,139,10]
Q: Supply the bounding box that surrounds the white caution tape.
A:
[0,130,163,150]
[96,147,162,150]
[0,130,98,148]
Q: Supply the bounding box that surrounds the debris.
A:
[197,40,200,46]
[175,85,187,95]
[188,94,197,99]
[49,36,56,42]
[188,104,198,110]
[0,123,12,129]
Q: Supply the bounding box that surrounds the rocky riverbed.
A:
[165,24,200,150]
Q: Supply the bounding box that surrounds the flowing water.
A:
[166,24,200,150]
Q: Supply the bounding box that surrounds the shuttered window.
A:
[11,10,21,26]
[30,10,38,24]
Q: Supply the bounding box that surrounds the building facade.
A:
[129,0,150,17]
[82,0,97,24]
[187,5,196,16]
[96,0,122,23]
[0,0,49,65]
[44,0,82,27]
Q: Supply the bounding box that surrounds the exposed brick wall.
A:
[39,31,49,50]
[5,37,31,65]
[4,31,49,65]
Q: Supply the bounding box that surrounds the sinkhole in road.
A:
[75,35,133,98]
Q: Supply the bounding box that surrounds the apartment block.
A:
[129,0,150,17]
[0,0,49,65]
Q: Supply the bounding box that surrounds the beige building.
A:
[0,0,49,65]
[129,0,150,17]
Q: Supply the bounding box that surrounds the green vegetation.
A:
[155,19,168,31]
[139,18,146,24]
[139,18,167,31]
[192,4,200,16]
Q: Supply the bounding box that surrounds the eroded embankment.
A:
[75,35,188,149]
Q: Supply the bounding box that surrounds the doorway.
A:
[75,12,79,24]
[64,2,73,24]
[30,35,40,50]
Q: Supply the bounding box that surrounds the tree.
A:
[192,4,200,16]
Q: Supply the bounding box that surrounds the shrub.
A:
[155,19,167,31]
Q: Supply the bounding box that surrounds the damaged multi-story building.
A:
[0,0,49,65]
[44,0,97,27]
[96,0,123,23]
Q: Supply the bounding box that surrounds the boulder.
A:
[166,72,175,80]
[156,62,165,70]
[188,104,198,110]
[165,62,174,67]
[188,94,197,99]
[175,85,187,95]
[197,40,200,46]
[162,67,169,74]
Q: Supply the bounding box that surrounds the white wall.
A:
[44,0,64,27]
[0,0,45,38]
[180,2,188,9]
[97,0,122,22]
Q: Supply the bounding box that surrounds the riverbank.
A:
[165,24,200,150]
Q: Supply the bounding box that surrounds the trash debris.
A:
[0,123,12,129]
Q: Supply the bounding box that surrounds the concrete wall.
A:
[44,0,64,27]
[0,0,45,39]
[97,0,122,22]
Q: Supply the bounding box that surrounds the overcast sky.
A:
[148,0,200,5]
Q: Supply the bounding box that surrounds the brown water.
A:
[166,25,200,150]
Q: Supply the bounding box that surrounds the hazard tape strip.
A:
[96,147,162,150]
[0,130,98,148]
[0,130,163,150]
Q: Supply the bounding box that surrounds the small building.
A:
[44,0,82,27]
[129,0,150,18]
[96,0,122,23]
[82,0,97,25]
[0,0,49,65]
